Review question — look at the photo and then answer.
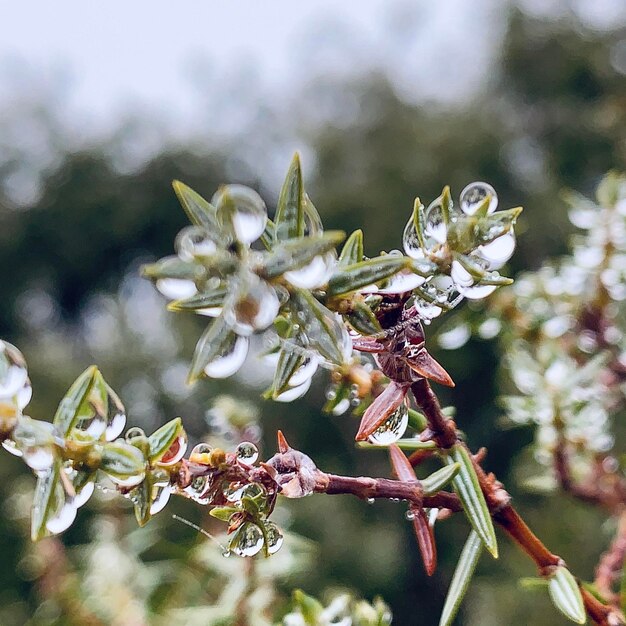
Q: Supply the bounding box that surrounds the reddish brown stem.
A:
[410,379,457,448]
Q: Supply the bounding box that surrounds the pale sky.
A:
[0,0,500,137]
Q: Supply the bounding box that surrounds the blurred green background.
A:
[1,1,626,624]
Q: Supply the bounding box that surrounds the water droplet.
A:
[156,278,197,300]
[150,485,172,514]
[196,306,223,317]
[0,341,28,400]
[175,226,218,261]
[403,216,425,260]
[405,510,416,521]
[73,480,95,508]
[423,199,448,249]
[325,387,337,401]
[190,442,212,464]
[460,182,498,215]
[275,377,311,403]
[104,387,126,441]
[367,497,375,505]
[438,324,471,350]
[332,398,351,415]
[477,318,501,339]
[285,251,336,289]
[477,232,516,269]
[413,297,443,320]
[17,379,32,410]
[39,471,77,535]
[1,439,22,457]
[159,433,188,465]
[108,472,146,489]
[450,260,475,288]
[125,427,146,442]
[224,273,280,336]
[264,522,284,554]
[222,549,232,558]
[231,522,264,557]
[236,442,259,465]
[367,403,409,445]
[46,499,77,534]
[23,446,55,473]
[458,283,497,300]
[204,335,249,378]
[378,271,426,294]
[288,355,319,388]
[213,184,268,245]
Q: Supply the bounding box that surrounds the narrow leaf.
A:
[355,381,409,441]
[388,443,417,483]
[422,463,461,496]
[167,287,228,312]
[53,366,99,436]
[357,439,437,451]
[439,530,483,626]
[259,218,276,250]
[327,255,409,296]
[210,506,238,522]
[133,475,152,527]
[271,343,306,398]
[346,301,382,335]
[148,417,184,462]
[292,290,351,365]
[141,255,205,281]
[188,317,237,384]
[548,567,586,624]
[260,231,344,279]
[412,506,437,576]
[31,459,63,541]
[172,180,216,227]
[447,444,498,558]
[101,441,146,478]
[338,229,364,267]
[275,154,304,240]
[440,186,452,225]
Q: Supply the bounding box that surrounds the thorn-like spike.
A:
[388,443,417,483]
[277,430,290,453]
[412,506,437,576]
[406,350,455,388]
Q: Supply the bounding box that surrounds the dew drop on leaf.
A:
[184,476,210,504]
[275,377,312,403]
[159,433,188,465]
[477,232,516,269]
[204,335,249,379]
[0,341,28,400]
[288,355,319,388]
[265,521,284,554]
[285,252,336,289]
[224,273,280,336]
[367,403,409,445]
[156,278,197,300]
[175,226,218,261]
[231,522,264,557]
[460,181,498,215]
[236,442,259,465]
[213,184,268,245]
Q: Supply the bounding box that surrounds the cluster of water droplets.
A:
[401,182,517,320]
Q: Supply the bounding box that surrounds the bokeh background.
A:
[1,0,626,624]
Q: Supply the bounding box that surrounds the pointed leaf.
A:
[275,154,304,240]
[210,506,238,522]
[338,229,364,267]
[53,366,99,436]
[271,342,306,398]
[440,186,452,225]
[412,506,437,576]
[260,231,344,279]
[328,255,410,296]
[293,589,324,624]
[133,474,152,527]
[141,255,205,281]
[475,207,523,245]
[346,301,382,335]
[172,180,217,228]
[548,567,586,624]
[292,290,351,365]
[167,286,228,312]
[101,441,146,479]
[447,444,498,558]
[188,317,238,384]
[439,530,483,626]
[31,459,64,541]
[388,443,417,483]
[422,463,460,496]
[148,417,184,462]
[259,218,276,250]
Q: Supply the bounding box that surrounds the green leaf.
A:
[167,287,228,312]
[172,180,217,228]
[439,530,483,626]
[133,475,152,527]
[548,567,586,624]
[408,408,428,431]
[209,506,238,522]
[141,255,205,281]
[271,342,306,398]
[422,463,461,496]
[328,255,409,296]
[260,231,345,279]
[292,589,325,624]
[275,154,304,240]
[452,252,488,280]
[338,229,364,267]
[101,441,146,479]
[259,218,276,250]
[188,317,238,384]
[53,366,99,437]
[519,577,551,590]
[441,186,452,224]
[475,207,523,245]
[292,290,350,365]
[346,301,382,335]
[447,444,498,558]
[31,459,65,541]
[148,417,184,462]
